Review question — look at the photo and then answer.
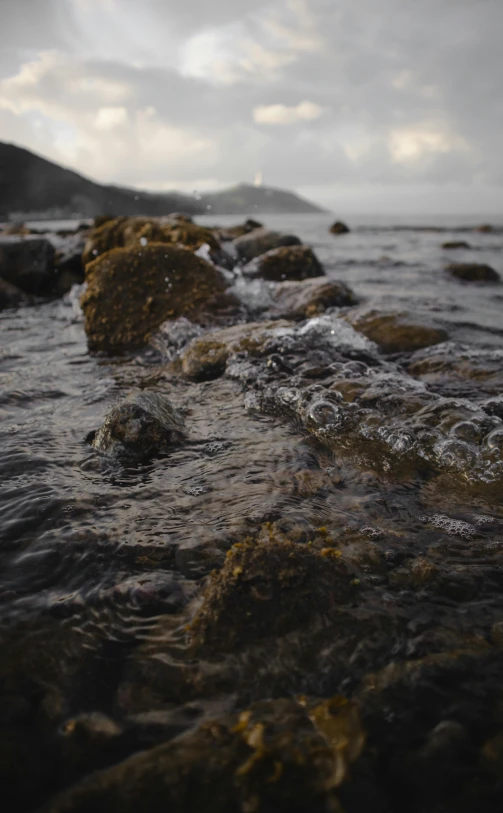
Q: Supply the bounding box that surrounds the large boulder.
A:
[233,228,301,262]
[92,392,186,463]
[446,262,500,283]
[242,244,324,282]
[270,276,357,319]
[82,216,220,266]
[0,236,56,294]
[81,243,232,354]
[344,308,449,354]
[329,221,350,235]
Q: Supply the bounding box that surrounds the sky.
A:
[0,0,502,214]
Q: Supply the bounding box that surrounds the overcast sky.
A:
[1,0,502,214]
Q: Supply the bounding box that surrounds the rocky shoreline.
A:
[1,215,503,812]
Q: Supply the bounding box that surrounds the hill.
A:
[0,142,325,220]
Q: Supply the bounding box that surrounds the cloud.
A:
[0,0,502,211]
[253,100,324,125]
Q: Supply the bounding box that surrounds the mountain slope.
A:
[0,142,326,218]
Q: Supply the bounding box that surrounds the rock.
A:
[81,243,231,354]
[270,276,357,318]
[42,697,366,813]
[0,236,56,294]
[179,321,291,381]
[406,343,503,398]
[344,308,449,354]
[190,535,357,654]
[242,244,325,282]
[441,241,471,250]
[446,262,500,283]
[1,222,32,236]
[82,216,220,266]
[233,228,301,262]
[92,392,186,462]
[218,218,263,241]
[330,221,350,235]
[53,234,86,294]
[0,277,28,309]
[476,224,493,233]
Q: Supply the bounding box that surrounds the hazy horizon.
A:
[1,0,503,215]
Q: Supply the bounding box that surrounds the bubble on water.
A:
[473,514,496,525]
[433,438,479,470]
[298,314,377,352]
[484,428,503,451]
[377,426,415,453]
[203,441,232,456]
[450,420,484,444]
[307,400,344,429]
[183,485,210,496]
[420,514,476,539]
[139,236,148,247]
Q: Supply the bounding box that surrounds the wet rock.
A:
[0,236,56,294]
[407,343,503,398]
[446,262,500,283]
[242,244,325,282]
[344,308,449,354]
[233,228,302,262]
[59,713,129,783]
[179,321,291,381]
[476,224,493,233]
[442,241,471,250]
[82,216,220,266]
[329,221,350,235]
[92,391,186,462]
[218,218,263,241]
[0,276,28,309]
[270,276,357,318]
[190,534,357,654]
[42,697,366,813]
[81,243,231,353]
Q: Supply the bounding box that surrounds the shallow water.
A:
[1,214,503,812]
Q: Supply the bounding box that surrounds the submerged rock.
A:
[407,343,503,398]
[242,245,325,282]
[42,697,366,813]
[446,263,500,283]
[0,236,56,294]
[442,241,471,250]
[344,308,449,354]
[92,391,186,462]
[270,276,357,318]
[190,535,357,654]
[233,228,302,262]
[329,221,350,235]
[81,243,232,353]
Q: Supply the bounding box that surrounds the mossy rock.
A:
[446,263,500,283]
[242,245,325,282]
[81,243,230,354]
[42,697,365,813]
[82,217,220,266]
[218,218,263,241]
[92,392,186,462]
[344,308,449,354]
[190,535,357,654]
